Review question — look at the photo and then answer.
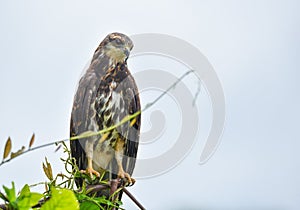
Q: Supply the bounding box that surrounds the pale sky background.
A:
[0,0,299,209]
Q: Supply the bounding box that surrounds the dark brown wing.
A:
[122,74,141,176]
[70,70,101,175]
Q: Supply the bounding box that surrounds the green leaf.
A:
[2,182,16,202]
[16,184,43,210]
[80,201,100,210]
[0,191,8,202]
[41,187,79,210]
[29,193,43,205]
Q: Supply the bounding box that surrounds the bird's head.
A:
[100,32,134,63]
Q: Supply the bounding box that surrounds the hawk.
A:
[70,32,141,188]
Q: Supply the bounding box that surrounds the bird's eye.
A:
[115,39,122,45]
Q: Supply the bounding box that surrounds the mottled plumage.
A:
[70,33,141,188]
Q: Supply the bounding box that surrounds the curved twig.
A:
[0,70,195,168]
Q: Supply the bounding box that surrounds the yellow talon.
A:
[81,158,100,178]
[80,167,100,178]
[118,169,135,186]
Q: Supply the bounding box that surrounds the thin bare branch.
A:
[0,69,196,168]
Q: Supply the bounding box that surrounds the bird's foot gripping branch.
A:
[0,141,145,210]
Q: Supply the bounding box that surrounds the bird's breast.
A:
[93,140,114,171]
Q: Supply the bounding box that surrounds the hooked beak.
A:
[124,48,130,58]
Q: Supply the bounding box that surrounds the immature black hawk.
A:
[70,32,141,186]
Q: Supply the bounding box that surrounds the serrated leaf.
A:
[16,184,43,210]
[40,187,79,210]
[3,137,12,160]
[29,133,35,148]
[2,182,16,202]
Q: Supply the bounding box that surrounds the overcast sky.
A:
[0,0,299,209]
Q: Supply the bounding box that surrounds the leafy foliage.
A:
[0,183,43,210]
[0,142,123,210]
[40,187,79,210]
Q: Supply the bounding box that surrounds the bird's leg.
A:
[80,140,100,178]
[80,157,100,178]
[115,138,135,185]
